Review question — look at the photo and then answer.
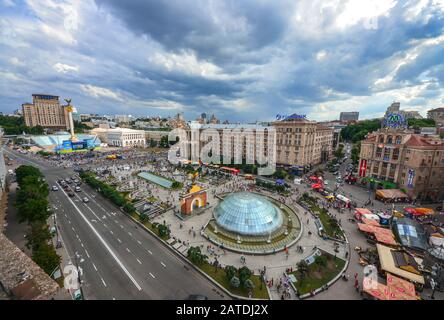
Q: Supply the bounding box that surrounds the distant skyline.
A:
[1,0,444,122]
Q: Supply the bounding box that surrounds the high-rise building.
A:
[21,94,69,130]
[427,107,444,127]
[339,112,359,122]
[359,127,444,201]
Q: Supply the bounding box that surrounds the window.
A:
[392,148,399,161]
[387,136,393,144]
[379,135,384,143]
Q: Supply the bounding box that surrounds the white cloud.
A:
[53,62,78,73]
[80,84,122,101]
[149,50,232,80]
[336,0,397,30]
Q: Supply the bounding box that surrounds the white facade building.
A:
[91,128,145,148]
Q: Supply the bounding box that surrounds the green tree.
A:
[187,246,208,265]
[15,165,42,185]
[238,266,252,285]
[157,224,170,238]
[139,212,148,223]
[314,255,328,271]
[225,265,237,282]
[32,243,61,275]
[244,279,255,290]
[297,260,309,280]
[230,276,240,288]
[26,222,51,251]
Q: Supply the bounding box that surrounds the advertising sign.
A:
[62,140,72,149]
[72,141,86,150]
[359,159,367,177]
[383,113,407,129]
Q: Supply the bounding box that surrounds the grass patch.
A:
[196,261,269,299]
[290,255,346,296]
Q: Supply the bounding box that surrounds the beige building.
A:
[359,127,444,201]
[274,118,333,167]
[90,128,145,148]
[22,94,69,130]
[427,107,444,127]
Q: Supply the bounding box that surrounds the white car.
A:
[82,197,89,203]
[52,185,59,191]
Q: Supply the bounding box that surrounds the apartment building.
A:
[22,94,69,130]
[359,127,444,202]
[273,118,334,167]
[427,107,444,127]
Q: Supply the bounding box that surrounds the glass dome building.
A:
[214,192,283,236]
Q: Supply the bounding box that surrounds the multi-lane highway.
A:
[3,147,227,300]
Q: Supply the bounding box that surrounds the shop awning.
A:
[362,218,380,227]
[311,183,322,189]
[376,189,408,200]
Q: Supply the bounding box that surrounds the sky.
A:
[1,0,444,122]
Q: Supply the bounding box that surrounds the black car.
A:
[68,192,75,197]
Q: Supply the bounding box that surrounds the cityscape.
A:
[1,0,444,310]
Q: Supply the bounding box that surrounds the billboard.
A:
[72,141,86,150]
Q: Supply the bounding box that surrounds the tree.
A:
[32,243,61,275]
[139,212,148,223]
[297,260,309,280]
[238,266,252,285]
[225,265,237,282]
[187,246,208,265]
[26,222,51,251]
[230,276,240,288]
[314,255,328,271]
[157,224,170,238]
[15,165,42,186]
[244,279,255,290]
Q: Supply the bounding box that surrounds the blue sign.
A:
[383,113,407,129]
[85,138,95,149]
[72,141,86,150]
[62,140,72,150]
[407,169,415,188]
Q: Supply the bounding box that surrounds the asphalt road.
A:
[3,147,227,300]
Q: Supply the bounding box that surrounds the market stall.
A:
[354,208,373,221]
[375,189,409,203]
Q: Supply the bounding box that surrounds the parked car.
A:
[82,197,89,203]
[68,192,75,197]
[52,185,59,191]
[75,186,81,192]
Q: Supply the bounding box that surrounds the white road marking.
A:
[120,225,124,229]
[136,258,142,264]
[117,238,122,243]
[71,227,75,232]
[160,262,166,268]
[80,243,84,248]
[114,220,118,224]
[59,187,142,291]
[110,230,114,235]
[101,278,107,287]
[92,263,98,271]
[68,220,71,224]
[126,248,131,253]
[148,250,152,255]
[103,224,107,228]
[149,272,155,279]
[85,250,90,258]
[137,240,142,245]
[128,232,132,236]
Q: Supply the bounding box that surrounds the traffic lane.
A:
[77,184,226,299]
[50,188,152,300]
[69,188,224,299]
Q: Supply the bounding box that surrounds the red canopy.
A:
[311,183,322,189]
[309,176,319,181]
